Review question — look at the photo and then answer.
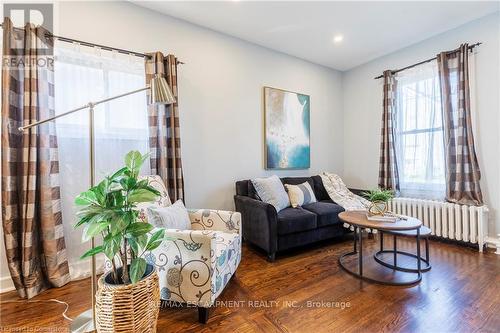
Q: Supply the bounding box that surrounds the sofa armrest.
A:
[348,188,367,197]
[188,209,241,234]
[234,195,278,255]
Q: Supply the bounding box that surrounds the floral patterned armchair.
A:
[140,176,242,323]
[145,209,241,323]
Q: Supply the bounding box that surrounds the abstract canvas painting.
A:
[264,87,310,169]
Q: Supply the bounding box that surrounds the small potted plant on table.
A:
[75,151,166,333]
[362,188,394,216]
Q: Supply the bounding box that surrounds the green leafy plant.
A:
[75,151,166,284]
[362,188,394,203]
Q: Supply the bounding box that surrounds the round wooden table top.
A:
[339,210,422,231]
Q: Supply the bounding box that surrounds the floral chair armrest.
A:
[144,228,218,307]
[189,209,241,235]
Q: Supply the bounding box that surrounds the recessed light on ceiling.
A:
[333,34,344,43]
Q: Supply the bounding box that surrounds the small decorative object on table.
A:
[75,151,169,333]
[362,189,397,221]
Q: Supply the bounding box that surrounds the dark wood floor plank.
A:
[1,235,499,333]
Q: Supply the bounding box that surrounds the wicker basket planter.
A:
[95,264,160,333]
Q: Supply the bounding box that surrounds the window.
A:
[54,44,150,279]
[394,60,446,200]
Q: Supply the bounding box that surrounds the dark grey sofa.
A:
[234,176,352,261]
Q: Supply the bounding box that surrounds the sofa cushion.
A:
[277,207,317,235]
[302,202,344,227]
[247,181,260,200]
[235,180,249,196]
[281,177,314,189]
[311,175,330,201]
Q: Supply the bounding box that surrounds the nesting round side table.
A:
[338,211,426,286]
[374,225,432,273]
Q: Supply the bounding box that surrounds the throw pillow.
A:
[146,200,191,230]
[138,175,172,206]
[251,175,290,212]
[285,182,317,208]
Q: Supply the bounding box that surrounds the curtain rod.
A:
[374,42,481,79]
[0,23,185,64]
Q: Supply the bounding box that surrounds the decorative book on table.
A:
[366,212,399,223]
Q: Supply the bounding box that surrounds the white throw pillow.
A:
[285,182,317,208]
[146,200,191,230]
[251,175,290,212]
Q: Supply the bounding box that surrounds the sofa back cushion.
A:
[247,181,261,200]
[237,176,326,201]
[311,175,330,201]
[281,177,314,188]
[235,180,261,200]
[235,180,249,196]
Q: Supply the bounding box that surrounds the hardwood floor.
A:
[1,235,499,332]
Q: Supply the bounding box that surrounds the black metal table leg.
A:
[425,238,429,263]
[416,228,421,274]
[358,227,363,276]
[339,222,424,286]
[393,234,397,267]
[353,226,357,253]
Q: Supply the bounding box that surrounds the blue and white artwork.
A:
[264,87,310,169]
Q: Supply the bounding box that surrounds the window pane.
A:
[54,44,150,280]
[394,60,446,200]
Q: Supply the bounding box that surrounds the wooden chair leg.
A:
[198,307,210,324]
[267,252,276,262]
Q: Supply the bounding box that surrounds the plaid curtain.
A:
[437,44,483,205]
[1,18,70,298]
[145,52,184,202]
[378,70,400,192]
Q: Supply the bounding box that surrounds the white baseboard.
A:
[0,275,15,293]
[485,236,500,254]
[0,255,105,294]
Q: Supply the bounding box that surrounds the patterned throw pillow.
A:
[136,175,172,222]
[285,182,317,208]
[146,200,191,230]
[139,175,172,207]
[251,175,290,212]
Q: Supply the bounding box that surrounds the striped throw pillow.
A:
[285,182,317,208]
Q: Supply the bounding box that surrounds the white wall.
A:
[342,13,500,237]
[0,1,344,291]
[57,1,344,210]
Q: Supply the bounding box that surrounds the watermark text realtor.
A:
[3,3,54,70]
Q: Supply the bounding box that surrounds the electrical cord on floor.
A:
[0,298,73,321]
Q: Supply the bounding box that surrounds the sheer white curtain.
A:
[394,60,446,200]
[54,43,150,280]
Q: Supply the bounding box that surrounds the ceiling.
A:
[134,1,499,71]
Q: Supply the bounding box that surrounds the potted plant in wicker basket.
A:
[362,189,394,216]
[75,151,166,333]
